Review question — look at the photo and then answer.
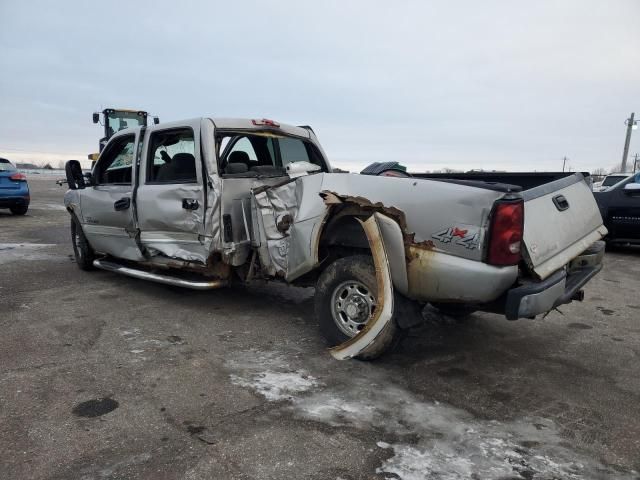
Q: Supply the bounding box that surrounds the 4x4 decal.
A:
[432,227,480,250]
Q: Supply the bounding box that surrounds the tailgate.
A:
[522,173,607,279]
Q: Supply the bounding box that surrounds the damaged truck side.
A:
[64,117,607,360]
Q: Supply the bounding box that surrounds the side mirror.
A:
[65,160,86,190]
[153,116,160,125]
[92,113,100,124]
[623,183,640,191]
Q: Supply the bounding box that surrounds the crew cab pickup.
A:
[64,118,607,360]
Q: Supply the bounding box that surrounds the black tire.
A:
[430,302,477,321]
[315,255,402,360]
[10,205,28,215]
[71,217,95,270]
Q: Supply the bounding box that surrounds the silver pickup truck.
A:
[64,117,607,360]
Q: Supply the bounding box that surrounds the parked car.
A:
[594,172,640,245]
[0,158,30,215]
[593,173,629,192]
[63,117,607,360]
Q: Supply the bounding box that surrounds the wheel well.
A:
[318,214,372,264]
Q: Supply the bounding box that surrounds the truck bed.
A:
[412,171,590,191]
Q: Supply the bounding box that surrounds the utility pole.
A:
[562,156,568,172]
[633,153,640,173]
[622,112,635,172]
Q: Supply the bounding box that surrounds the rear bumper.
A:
[0,194,30,208]
[503,240,605,320]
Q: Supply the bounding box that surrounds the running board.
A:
[92,259,227,290]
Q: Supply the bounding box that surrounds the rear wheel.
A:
[71,217,95,270]
[315,255,402,360]
[10,205,28,215]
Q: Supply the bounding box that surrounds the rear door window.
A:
[147,129,197,183]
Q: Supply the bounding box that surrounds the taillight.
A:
[487,199,524,266]
[9,173,27,181]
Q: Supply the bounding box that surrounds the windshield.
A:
[602,175,627,186]
[0,159,16,171]
[106,111,145,136]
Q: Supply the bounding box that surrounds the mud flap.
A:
[330,213,395,360]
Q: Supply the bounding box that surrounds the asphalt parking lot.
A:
[1,176,640,480]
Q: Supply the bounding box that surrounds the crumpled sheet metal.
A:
[330,213,395,360]
[252,181,299,276]
[201,118,222,251]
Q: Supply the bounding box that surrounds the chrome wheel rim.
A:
[330,280,376,337]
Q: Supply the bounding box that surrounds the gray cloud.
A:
[1,0,639,171]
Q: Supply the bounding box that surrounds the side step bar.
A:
[93,259,227,290]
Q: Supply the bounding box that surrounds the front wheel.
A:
[71,217,95,271]
[314,255,402,360]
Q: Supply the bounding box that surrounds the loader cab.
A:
[89,109,159,164]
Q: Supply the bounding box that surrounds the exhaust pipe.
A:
[93,259,227,290]
[571,289,585,302]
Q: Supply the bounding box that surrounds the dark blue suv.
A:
[0,158,30,215]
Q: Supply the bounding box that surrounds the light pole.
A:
[622,112,638,172]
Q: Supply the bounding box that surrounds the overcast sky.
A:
[1,0,639,172]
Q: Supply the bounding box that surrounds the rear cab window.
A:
[218,133,326,177]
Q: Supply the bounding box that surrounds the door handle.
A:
[114,197,131,211]
[182,198,199,210]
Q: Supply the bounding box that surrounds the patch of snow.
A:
[227,350,635,479]
[226,350,320,401]
[30,202,67,211]
[0,243,59,264]
[230,371,318,401]
[292,379,635,480]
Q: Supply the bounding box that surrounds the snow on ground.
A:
[226,350,320,401]
[228,349,637,479]
[0,243,59,264]
[293,378,635,479]
[29,202,66,211]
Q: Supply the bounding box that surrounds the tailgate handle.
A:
[552,194,569,211]
[114,197,131,211]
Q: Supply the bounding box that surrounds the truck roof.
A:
[107,117,312,140]
[208,117,311,138]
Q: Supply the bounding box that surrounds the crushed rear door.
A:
[522,173,607,279]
